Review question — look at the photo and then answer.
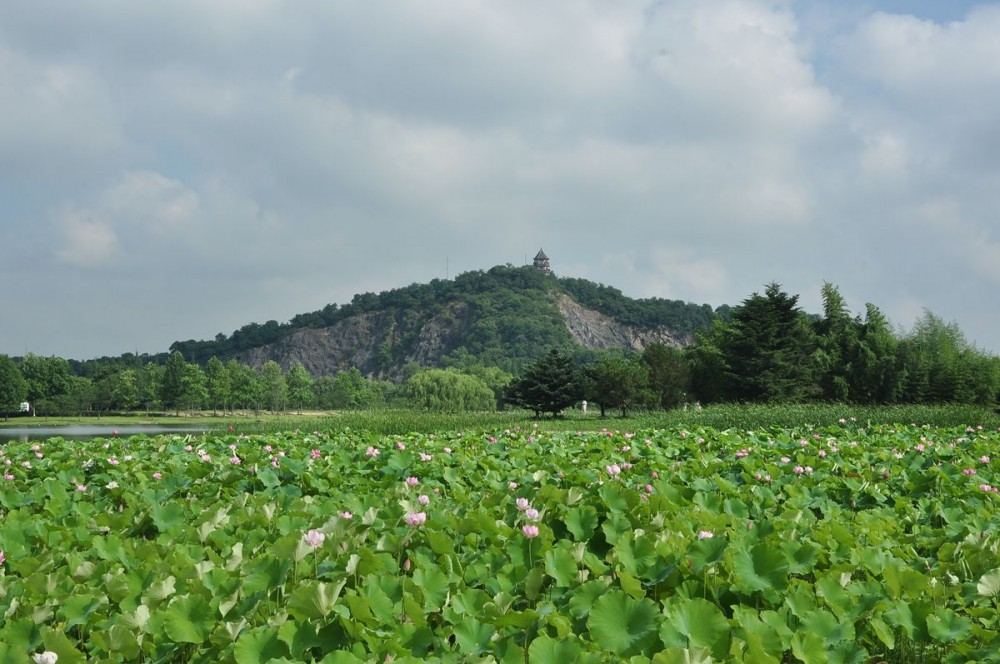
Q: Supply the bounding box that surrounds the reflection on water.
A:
[0,424,212,444]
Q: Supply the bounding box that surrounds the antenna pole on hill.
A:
[446,256,449,280]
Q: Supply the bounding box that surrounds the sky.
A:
[2,0,999,360]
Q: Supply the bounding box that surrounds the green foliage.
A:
[404,368,496,412]
[0,354,28,418]
[262,360,288,412]
[507,349,581,417]
[163,264,721,377]
[581,353,650,417]
[285,362,315,413]
[641,343,691,409]
[2,420,1000,660]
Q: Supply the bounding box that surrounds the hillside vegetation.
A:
[169,265,722,376]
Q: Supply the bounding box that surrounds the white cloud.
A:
[4,1,1000,357]
[54,208,118,267]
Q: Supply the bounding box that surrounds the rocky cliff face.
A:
[234,303,472,380]
[235,294,689,378]
[556,295,690,350]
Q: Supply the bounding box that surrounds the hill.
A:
[169,263,727,379]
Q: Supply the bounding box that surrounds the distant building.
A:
[533,249,551,275]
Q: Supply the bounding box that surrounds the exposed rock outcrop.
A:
[556,295,689,350]
[235,294,691,379]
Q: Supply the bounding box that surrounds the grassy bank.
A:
[3,403,997,438]
[231,403,1000,436]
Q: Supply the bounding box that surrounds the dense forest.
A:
[1,268,997,419]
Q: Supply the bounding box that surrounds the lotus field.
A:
[1,421,1000,663]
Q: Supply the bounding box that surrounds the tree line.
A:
[2,282,997,419]
[506,283,999,416]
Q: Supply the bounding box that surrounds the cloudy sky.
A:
[3,0,998,360]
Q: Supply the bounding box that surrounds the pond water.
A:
[0,424,213,444]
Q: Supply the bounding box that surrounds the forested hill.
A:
[169,264,727,378]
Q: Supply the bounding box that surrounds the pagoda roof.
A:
[534,249,549,260]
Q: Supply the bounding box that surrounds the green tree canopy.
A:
[405,368,496,412]
[582,354,650,417]
[507,349,581,417]
[0,354,28,419]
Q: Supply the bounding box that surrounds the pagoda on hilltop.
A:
[533,249,551,275]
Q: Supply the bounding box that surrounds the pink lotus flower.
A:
[605,464,621,477]
[32,652,58,664]
[340,511,353,519]
[152,472,163,480]
[0,549,5,565]
[963,468,976,476]
[418,494,430,506]
[508,481,518,490]
[303,529,325,548]
[3,474,13,480]
[698,530,714,539]
[76,485,87,492]
[515,497,531,511]
[981,456,991,464]
[405,512,427,527]
[793,466,805,475]
[229,456,241,465]
[365,446,380,457]
[405,476,419,487]
[524,508,540,522]
[396,442,406,450]
[310,449,321,460]
[522,524,539,538]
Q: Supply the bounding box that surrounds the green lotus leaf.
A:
[452,618,494,655]
[976,568,1000,597]
[40,626,87,664]
[1,618,41,651]
[687,535,728,573]
[58,593,107,632]
[234,625,289,664]
[150,502,187,533]
[544,545,578,587]
[799,608,854,646]
[868,616,895,650]
[413,565,451,611]
[318,651,366,664]
[287,579,346,621]
[599,484,630,513]
[90,623,140,659]
[163,594,215,644]
[926,607,973,644]
[790,630,827,664]
[242,554,291,595]
[730,543,790,594]
[568,579,610,619]
[660,597,731,659]
[563,505,599,541]
[527,634,582,663]
[0,644,31,664]
[587,589,661,656]
[650,646,714,664]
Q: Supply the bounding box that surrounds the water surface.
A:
[0,424,212,444]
